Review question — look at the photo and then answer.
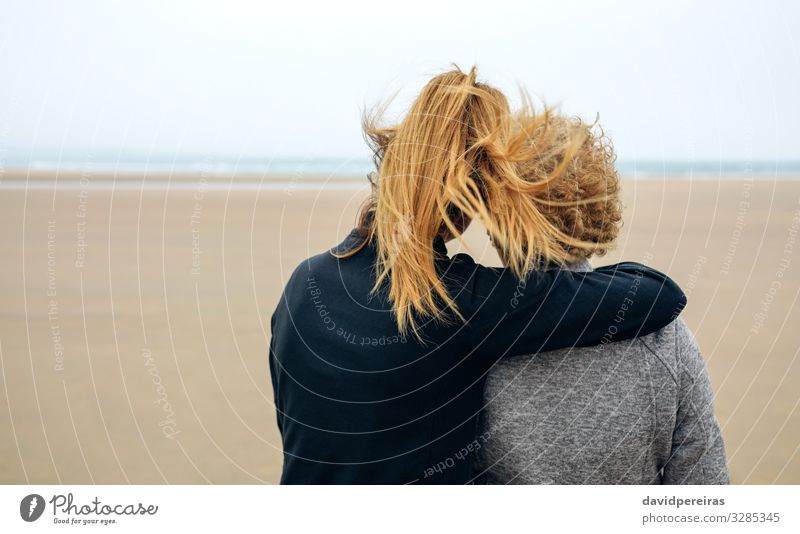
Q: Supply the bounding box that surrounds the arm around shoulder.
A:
[466,261,687,358]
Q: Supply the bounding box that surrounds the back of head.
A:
[518,115,622,261]
[338,65,617,336]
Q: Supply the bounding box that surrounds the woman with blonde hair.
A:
[269,66,686,484]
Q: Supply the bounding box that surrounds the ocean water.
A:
[615,160,800,179]
[1,158,799,190]
[15,157,800,177]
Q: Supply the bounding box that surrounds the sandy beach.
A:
[0,174,799,484]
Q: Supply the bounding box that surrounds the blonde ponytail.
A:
[336,65,616,337]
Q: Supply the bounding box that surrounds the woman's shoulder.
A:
[636,317,702,383]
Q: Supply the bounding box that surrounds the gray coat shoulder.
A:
[637,317,698,384]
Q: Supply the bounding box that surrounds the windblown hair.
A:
[335,65,619,336]
[534,115,622,259]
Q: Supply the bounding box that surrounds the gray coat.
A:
[476,264,729,485]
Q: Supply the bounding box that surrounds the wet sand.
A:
[0,176,799,483]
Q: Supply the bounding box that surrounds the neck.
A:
[565,258,593,272]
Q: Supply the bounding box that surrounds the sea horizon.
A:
[1,157,799,190]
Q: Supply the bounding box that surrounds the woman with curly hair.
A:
[269,66,687,484]
[475,122,728,484]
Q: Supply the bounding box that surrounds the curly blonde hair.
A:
[531,116,622,260]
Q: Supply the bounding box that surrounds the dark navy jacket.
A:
[269,229,686,484]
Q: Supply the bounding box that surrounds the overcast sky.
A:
[1,0,798,164]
